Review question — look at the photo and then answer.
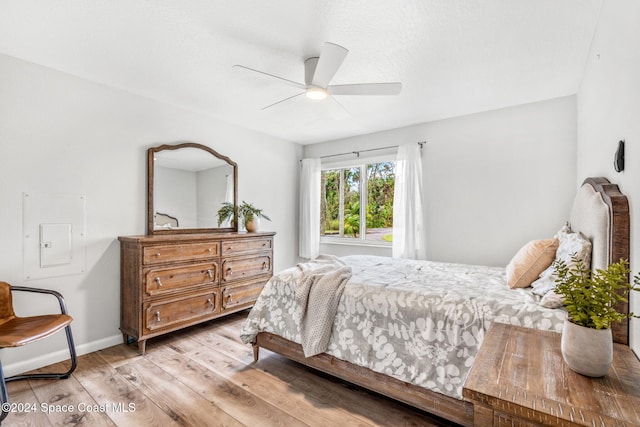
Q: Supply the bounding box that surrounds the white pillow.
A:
[539,289,564,309]
[532,227,592,307]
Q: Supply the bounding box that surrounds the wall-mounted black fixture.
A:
[614,140,625,172]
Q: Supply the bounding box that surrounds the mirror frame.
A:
[147,142,238,235]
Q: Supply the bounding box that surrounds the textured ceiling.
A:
[0,0,602,144]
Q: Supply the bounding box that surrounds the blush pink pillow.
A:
[506,239,559,289]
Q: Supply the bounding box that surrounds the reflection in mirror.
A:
[148,142,237,234]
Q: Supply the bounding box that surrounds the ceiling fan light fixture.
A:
[305,87,328,100]
[235,42,402,110]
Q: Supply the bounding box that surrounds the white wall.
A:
[197,164,233,228]
[0,53,301,375]
[155,166,197,227]
[577,0,640,355]
[305,96,577,267]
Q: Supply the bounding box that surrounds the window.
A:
[320,160,395,244]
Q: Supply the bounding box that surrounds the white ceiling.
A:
[0,0,602,144]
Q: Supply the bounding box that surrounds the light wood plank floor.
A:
[3,311,458,426]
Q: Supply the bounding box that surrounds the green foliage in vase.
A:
[216,202,237,227]
[217,201,271,227]
[238,201,271,225]
[553,255,640,330]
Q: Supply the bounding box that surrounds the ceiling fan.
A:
[233,42,402,110]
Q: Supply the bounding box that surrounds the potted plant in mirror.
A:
[553,256,639,377]
[216,202,237,228]
[217,201,271,232]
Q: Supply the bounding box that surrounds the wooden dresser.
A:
[118,231,274,354]
[463,322,640,426]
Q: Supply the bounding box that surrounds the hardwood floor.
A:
[3,311,457,426]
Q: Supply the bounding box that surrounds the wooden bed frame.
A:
[252,177,630,427]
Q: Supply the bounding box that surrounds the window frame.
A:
[320,154,396,247]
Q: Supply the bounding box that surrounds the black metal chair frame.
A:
[0,286,78,424]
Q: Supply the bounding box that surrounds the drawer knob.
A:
[155,311,161,322]
[207,248,212,252]
[206,269,214,279]
[262,261,267,269]
[227,294,233,302]
[227,247,232,251]
[155,277,163,287]
[227,267,233,275]
[155,252,161,257]
[207,298,214,307]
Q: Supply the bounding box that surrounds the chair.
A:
[0,281,77,424]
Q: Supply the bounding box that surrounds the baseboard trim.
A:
[1,334,123,377]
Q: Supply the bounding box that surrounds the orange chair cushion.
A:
[0,314,73,347]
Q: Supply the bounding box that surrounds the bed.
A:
[240,177,630,427]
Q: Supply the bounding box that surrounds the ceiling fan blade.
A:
[311,42,348,88]
[328,95,350,118]
[327,82,402,96]
[233,65,306,89]
[261,92,305,110]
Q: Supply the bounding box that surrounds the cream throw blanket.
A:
[296,255,352,357]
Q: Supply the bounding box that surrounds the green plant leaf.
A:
[553,255,638,329]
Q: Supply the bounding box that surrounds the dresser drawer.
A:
[221,238,272,256]
[221,254,272,283]
[143,242,220,265]
[143,290,219,333]
[221,278,266,311]
[144,262,218,298]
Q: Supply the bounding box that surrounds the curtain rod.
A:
[318,141,426,160]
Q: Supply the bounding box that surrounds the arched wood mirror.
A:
[147,142,238,234]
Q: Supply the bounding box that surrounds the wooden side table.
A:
[463,322,640,426]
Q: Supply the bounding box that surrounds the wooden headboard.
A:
[570,177,630,344]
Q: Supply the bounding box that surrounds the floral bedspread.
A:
[240,255,565,399]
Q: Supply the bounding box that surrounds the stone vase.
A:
[561,317,613,377]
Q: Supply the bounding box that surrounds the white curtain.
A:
[224,174,233,203]
[299,158,321,259]
[219,174,234,227]
[392,143,426,259]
